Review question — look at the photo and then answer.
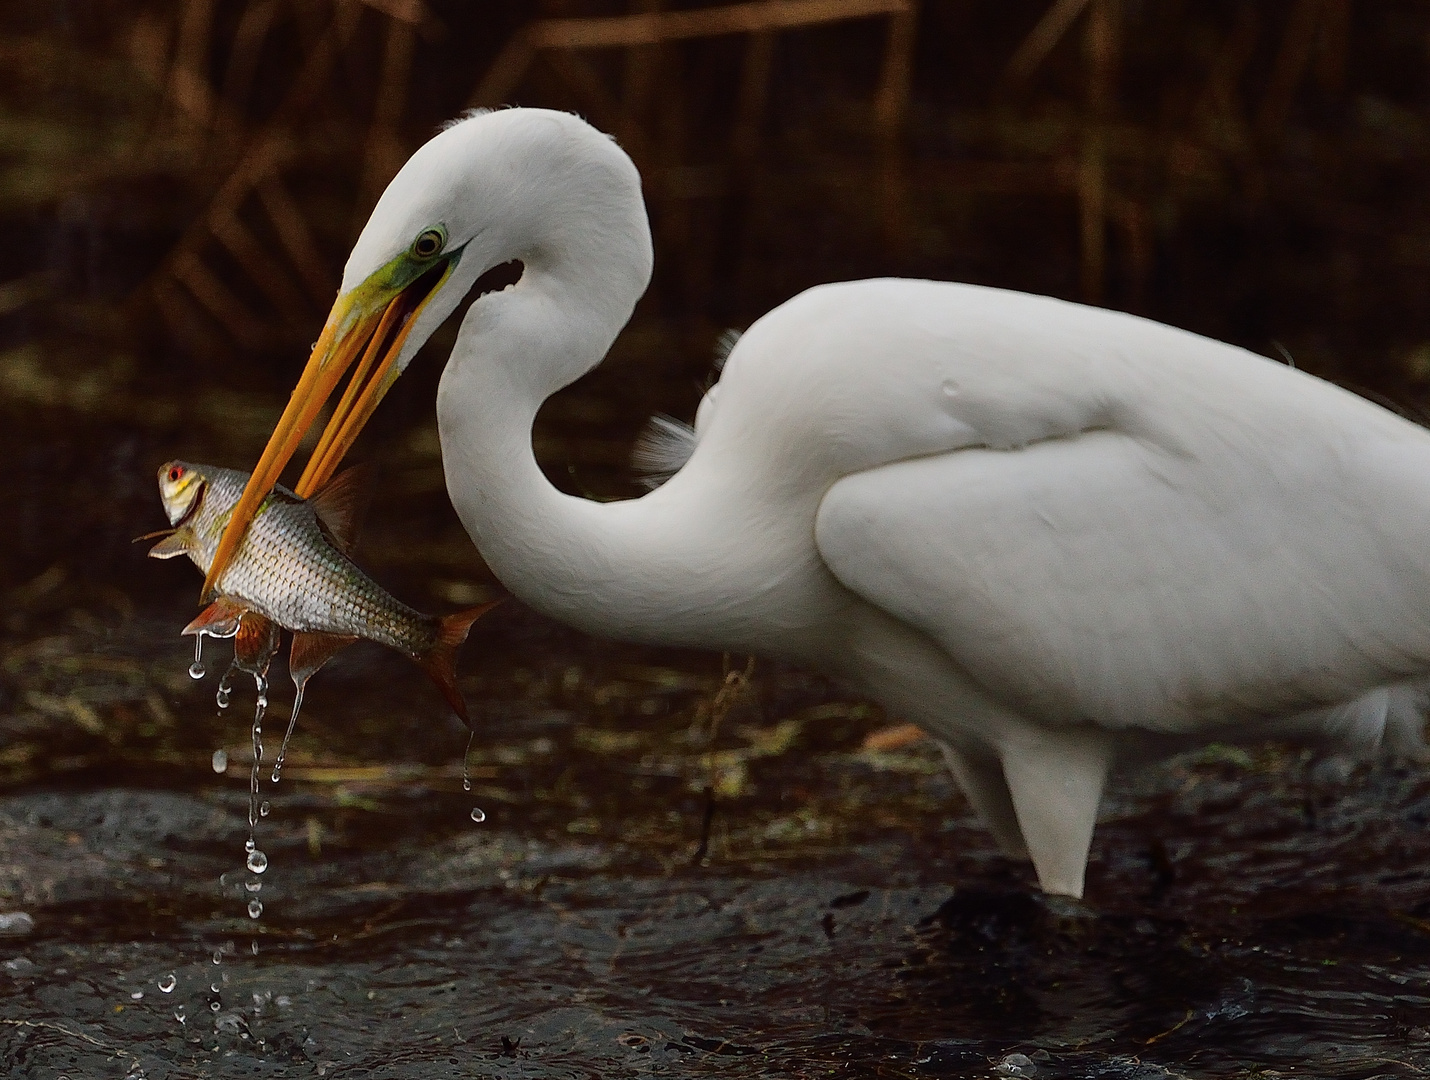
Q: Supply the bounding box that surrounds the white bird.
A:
[205,108,1430,898]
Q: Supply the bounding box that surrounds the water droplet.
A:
[244,837,255,853]
[188,662,205,680]
[130,990,144,1000]
[247,900,263,919]
[211,981,221,994]
[462,729,475,791]
[212,950,223,965]
[259,801,270,818]
[174,1006,186,1024]
[246,850,268,874]
[158,973,176,994]
[244,880,261,894]
[210,1001,221,1012]
[470,807,486,823]
[189,636,206,679]
[211,749,228,774]
[216,664,237,710]
[250,941,259,956]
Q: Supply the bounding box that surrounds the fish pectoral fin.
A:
[182,597,248,637]
[307,465,372,556]
[289,631,357,688]
[147,529,192,559]
[235,612,282,676]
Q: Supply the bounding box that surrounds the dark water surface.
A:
[4,605,1430,1079]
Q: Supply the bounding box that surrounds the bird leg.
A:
[1000,725,1114,899]
[936,740,1029,860]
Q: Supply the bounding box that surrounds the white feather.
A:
[631,414,698,490]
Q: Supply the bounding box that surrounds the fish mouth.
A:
[200,252,457,601]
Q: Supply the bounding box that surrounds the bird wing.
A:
[814,406,1430,737]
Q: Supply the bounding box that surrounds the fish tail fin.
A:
[415,601,501,728]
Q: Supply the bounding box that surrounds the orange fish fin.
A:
[289,631,357,689]
[148,530,193,560]
[234,611,282,676]
[182,597,247,637]
[414,601,501,729]
[307,465,372,556]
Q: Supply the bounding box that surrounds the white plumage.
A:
[226,107,1430,898]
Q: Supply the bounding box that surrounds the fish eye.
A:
[412,227,445,260]
[168,466,183,483]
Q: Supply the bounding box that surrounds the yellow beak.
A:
[201,258,455,601]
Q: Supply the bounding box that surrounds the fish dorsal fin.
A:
[183,597,247,637]
[148,529,193,560]
[307,466,370,555]
[289,631,357,689]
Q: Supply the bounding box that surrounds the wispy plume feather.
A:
[632,415,698,490]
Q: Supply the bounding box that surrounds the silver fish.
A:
[148,460,495,723]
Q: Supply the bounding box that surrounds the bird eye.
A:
[412,228,445,259]
[168,466,183,483]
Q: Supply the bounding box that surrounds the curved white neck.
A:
[435,243,683,641]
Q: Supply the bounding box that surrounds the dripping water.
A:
[248,673,267,835]
[462,729,476,792]
[189,635,205,680]
[272,684,305,783]
[245,673,269,922]
[215,663,236,710]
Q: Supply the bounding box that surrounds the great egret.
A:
[205,107,1430,898]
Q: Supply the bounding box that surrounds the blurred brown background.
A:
[3,0,1430,836]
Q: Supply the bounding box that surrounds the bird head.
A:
[200,108,649,600]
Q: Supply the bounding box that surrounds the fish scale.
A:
[180,465,438,656]
[149,460,496,728]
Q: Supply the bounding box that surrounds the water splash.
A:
[470,807,486,823]
[271,685,305,783]
[188,635,206,680]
